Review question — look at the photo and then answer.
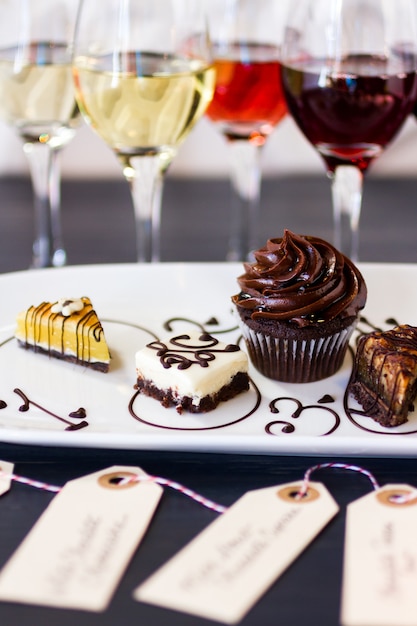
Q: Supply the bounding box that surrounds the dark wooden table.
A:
[0,174,416,626]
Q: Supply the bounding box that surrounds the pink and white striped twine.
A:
[0,469,228,513]
[296,462,381,498]
[0,462,388,513]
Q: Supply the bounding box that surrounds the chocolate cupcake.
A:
[232,230,367,383]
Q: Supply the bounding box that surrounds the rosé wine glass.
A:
[73,0,215,263]
[281,0,417,261]
[205,0,287,261]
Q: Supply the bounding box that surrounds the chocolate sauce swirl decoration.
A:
[266,396,341,436]
[232,230,367,327]
[148,333,240,370]
[13,388,89,431]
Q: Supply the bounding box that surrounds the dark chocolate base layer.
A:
[17,340,110,373]
[136,371,250,414]
[349,380,414,428]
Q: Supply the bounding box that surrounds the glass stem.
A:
[227,140,262,262]
[23,141,66,268]
[330,165,363,262]
[123,154,167,263]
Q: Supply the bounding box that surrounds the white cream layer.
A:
[135,332,248,406]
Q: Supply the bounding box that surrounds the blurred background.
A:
[0,109,416,271]
[0,106,416,180]
[1,0,417,272]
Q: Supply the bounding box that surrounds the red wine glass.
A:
[280,0,417,261]
[206,0,287,261]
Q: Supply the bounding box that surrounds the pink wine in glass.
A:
[282,54,417,172]
[206,43,287,145]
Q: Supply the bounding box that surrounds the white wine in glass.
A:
[0,0,80,268]
[73,0,215,262]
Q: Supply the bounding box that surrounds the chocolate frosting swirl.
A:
[232,230,367,327]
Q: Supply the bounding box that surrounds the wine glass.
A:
[0,0,80,268]
[205,0,287,262]
[280,0,417,261]
[73,0,215,263]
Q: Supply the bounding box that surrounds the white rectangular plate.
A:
[0,262,416,457]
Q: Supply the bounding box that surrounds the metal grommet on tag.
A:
[98,471,139,490]
[376,488,417,507]
[277,484,321,503]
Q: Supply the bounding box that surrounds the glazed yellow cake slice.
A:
[15,297,110,372]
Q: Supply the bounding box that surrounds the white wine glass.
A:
[280,0,417,261]
[205,0,287,261]
[0,0,80,268]
[73,0,215,263]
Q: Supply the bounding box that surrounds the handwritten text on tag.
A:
[136,480,338,624]
[0,465,162,612]
[341,484,417,626]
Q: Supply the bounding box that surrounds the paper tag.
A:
[0,465,162,612]
[0,461,14,497]
[135,480,338,624]
[341,484,417,626]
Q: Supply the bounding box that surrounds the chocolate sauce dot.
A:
[205,317,219,326]
[0,400,6,409]
[69,407,87,419]
[318,394,335,404]
[385,317,399,326]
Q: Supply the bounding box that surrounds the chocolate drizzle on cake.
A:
[18,298,109,372]
[348,325,417,428]
[148,333,240,371]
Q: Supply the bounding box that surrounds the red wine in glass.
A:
[282,54,417,173]
[280,0,417,262]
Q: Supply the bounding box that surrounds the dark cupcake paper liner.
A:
[240,323,356,383]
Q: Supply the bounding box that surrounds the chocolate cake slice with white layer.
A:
[135,332,249,413]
